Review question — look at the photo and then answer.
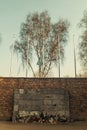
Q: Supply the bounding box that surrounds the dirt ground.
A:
[0,121,87,130]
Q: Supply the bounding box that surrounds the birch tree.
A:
[13,11,69,77]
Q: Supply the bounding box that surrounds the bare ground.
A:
[0,121,87,130]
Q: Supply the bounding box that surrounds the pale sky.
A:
[0,0,87,77]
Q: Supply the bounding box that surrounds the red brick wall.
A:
[0,78,87,121]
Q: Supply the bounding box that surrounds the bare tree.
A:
[13,11,69,77]
[51,19,69,77]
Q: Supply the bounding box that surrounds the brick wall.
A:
[0,77,87,121]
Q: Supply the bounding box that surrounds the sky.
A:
[0,0,87,77]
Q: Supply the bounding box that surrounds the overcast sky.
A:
[0,0,87,77]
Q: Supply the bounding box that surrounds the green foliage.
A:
[79,10,87,74]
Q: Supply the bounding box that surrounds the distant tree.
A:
[0,33,2,43]
[79,10,87,75]
[13,11,69,77]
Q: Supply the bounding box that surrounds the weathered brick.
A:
[0,77,86,121]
